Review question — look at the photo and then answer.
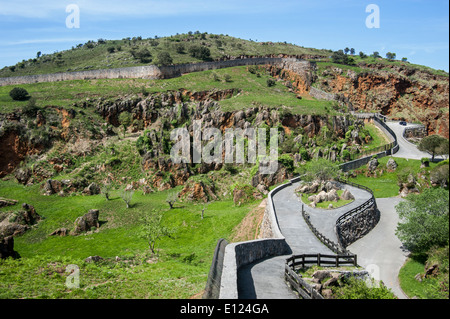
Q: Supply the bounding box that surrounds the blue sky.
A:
[0,0,448,71]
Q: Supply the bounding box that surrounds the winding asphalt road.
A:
[385,121,438,160]
[235,120,436,299]
[237,181,371,299]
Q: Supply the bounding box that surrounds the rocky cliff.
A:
[313,63,449,138]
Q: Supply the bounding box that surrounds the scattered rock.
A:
[312,270,331,282]
[0,236,17,259]
[386,158,398,171]
[83,183,101,195]
[14,168,31,185]
[367,158,379,172]
[341,189,355,200]
[0,197,18,207]
[49,228,70,237]
[72,209,100,235]
[85,256,103,263]
[414,273,423,282]
[425,263,439,278]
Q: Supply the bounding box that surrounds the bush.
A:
[156,52,173,66]
[188,45,211,61]
[395,187,449,254]
[9,87,30,101]
[266,78,276,87]
[130,48,152,63]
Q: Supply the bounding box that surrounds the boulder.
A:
[312,270,331,282]
[83,183,101,195]
[386,158,398,171]
[49,228,70,237]
[316,191,327,203]
[0,236,17,259]
[14,168,31,185]
[327,189,339,202]
[85,256,103,263]
[341,189,355,201]
[42,179,63,196]
[0,198,18,208]
[72,209,100,235]
[367,158,379,172]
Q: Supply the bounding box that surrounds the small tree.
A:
[101,184,112,201]
[401,57,408,62]
[166,191,179,209]
[120,189,134,208]
[118,112,132,138]
[9,87,30,101]
[156,51,173,66]
[372,51,380,58]
[395,187,449,254]
[36,51,42,58]
[344,47,350,55]
[107,47,115,53]
[418,135,448,161]
[350,48,355,55]
[359,51,367,59]
[331,50,349,65]
[139,209,173,256]
[386,52,396,61]
[297,158,340,182]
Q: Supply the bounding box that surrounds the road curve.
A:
[348,197,409,299]
[386,121,434,160]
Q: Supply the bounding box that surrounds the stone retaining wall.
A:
[336,207,380,248]
[0,57,297,87]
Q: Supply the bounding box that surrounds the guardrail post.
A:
[317,253,321,267]
[354,255,357,267]
[335,255,339,267]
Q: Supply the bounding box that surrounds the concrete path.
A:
[238,181,333,299]
[237,181,376,299]
[386,121,436,160]
[348,197,410,299]
[236,121,427,299]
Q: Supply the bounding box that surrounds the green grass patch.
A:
[348,157,439,198]
[0,177,257,298]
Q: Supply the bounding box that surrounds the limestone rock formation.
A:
[72,209,100,235]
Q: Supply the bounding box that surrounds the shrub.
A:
[266,78,276,87]
[130,48,152,63]
[188,45,211,60]
[9,87,30,101]
[395,187,449,254]
[156,52,173,66]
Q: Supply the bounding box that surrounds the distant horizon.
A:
[0,0,448,72]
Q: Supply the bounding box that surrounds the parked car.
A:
[399,121,407,126]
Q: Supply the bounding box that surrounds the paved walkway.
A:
[237,181,368,299]
[386,121,438,160]
[348,197,409,299]
[235,121,429,299]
